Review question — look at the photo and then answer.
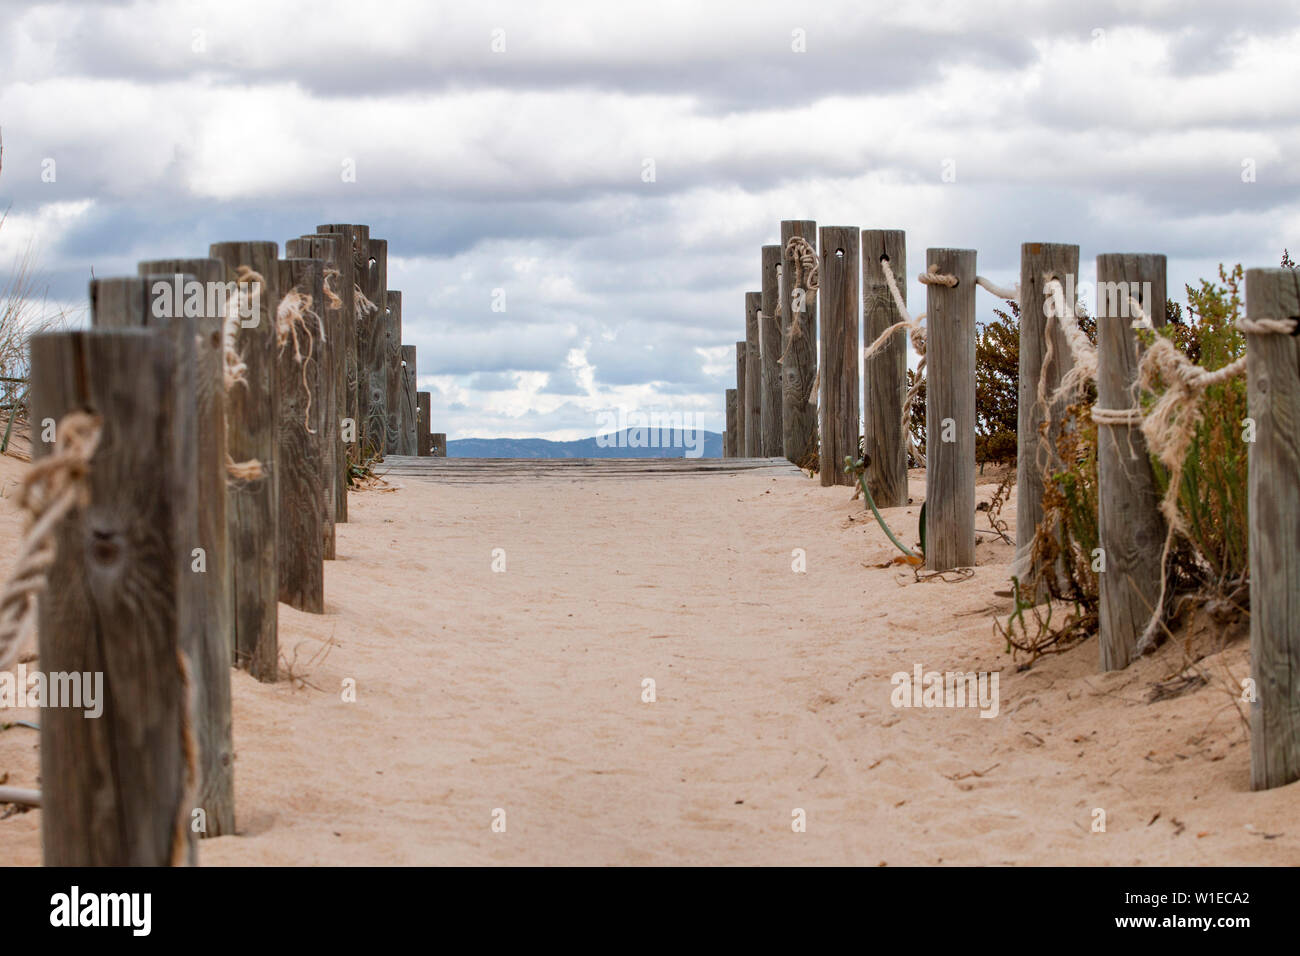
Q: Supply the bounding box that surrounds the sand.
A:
[0,449,1296,866]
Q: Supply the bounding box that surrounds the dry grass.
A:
[0,211,76,454]
[0,133,78,453]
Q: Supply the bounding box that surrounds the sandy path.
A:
[1,457,1296,865]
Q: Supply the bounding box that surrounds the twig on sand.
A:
[944,763,1000,781]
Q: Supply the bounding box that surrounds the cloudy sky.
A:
[1,0,1297,439]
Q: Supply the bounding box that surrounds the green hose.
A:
[846,456,919,560]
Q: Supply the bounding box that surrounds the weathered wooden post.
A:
[431,432,447,457]
[861,230,908,507]
[115,267,237,838]
[400,345,418,455]
[781,221,818,466]
[275,258,326,614]
[360,240,388,457]
[417,391,432,456]
[32,327,198,865]
[1013,243,1079,592]
[1243,267,1300,788]
[725,388,738,458]
[315,222,364,508]
[1095,253,1167,670]
[744,292,762,457]
[383,289,403,453]
[287,234,346,547]
[924,249,977,571]
[735,342,747,458]
[209,240,279,681]
[760,245,784,457]
[818,226,860,487]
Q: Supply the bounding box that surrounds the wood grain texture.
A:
[287,235,345,551]
[759,244,784,456]
[1245,267,1300,789]
[924,248,977,571]
[861,230,908,507]
[315,223,363,519]
[735,342,747,460]
[417,391,432,456]
[725,388,737,458]
[818,226,860,487]
[1013,243,1080,594]
[400,345,418,456]
[431,432,447,458]
[360,239,388,458]
[780,220,818,465]
[209,240,279,681]
[276,258,326,614]
[32,328,197,865]
[1095,253,1167,671]
[744,292,762,458]
[383,290,403,454]
[123,265,237,838]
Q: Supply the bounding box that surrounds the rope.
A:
[354,284,378,320]
[1089,406,1144,426]
[225,454,264,481]
[777,236,819,368]
[0,412,102,672]
[918,263,957,287]
[975,275,1019,300]
[322,268,344,311]
[1129,314,1292,653]
[1239,316,1299,335]
[276,287,325,433]
[222,266,263,392]
[221,266,266,481]
[868,257,928,467]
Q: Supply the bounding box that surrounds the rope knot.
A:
[918,263,958,287]
[0,411,103,671]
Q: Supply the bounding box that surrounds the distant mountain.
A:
[448,428,724,459]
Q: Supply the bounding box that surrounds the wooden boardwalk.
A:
[377,456,805,483]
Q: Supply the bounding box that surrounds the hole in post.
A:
[835,249,845,258]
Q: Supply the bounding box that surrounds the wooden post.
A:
[725,388,738,458]
[735,342,747,458]
[1013,243,1080,591]
[861,230,909,507]
[400,345,418,455]
[781,220,818,466]
[744,292,762,457]
[1244,267,1300,788]
[760,245,784,456]
[276,258,326,614]
[1095,253,1167,670]
[360,239,388,458]
[209,240,279,681]
[417,391,432,456]
[315,223,364,513]
[111,269,236,838]
[383,290,403,454]
[287,234,346,548]
[818,226,860,487]
[431,432,447,457]
[32,328,197,865]
[924,248,977,571]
